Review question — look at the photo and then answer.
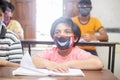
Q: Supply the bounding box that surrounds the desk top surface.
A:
[0,67,119,80]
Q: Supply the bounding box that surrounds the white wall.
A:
[91,0,120,28]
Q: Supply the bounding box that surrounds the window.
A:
[36,0,63,40]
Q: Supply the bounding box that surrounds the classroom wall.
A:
[91,0,120,28]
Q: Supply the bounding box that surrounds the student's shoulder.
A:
[7,30,16,34]
[11,19,19,23]
[6,30,19,39]
[10,20,21,25]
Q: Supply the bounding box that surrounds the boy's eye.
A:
[65,30,72,34]
[54,31,60,34]
[54,29,73,35]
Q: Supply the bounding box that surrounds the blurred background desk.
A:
[21,40,118,73]
[0,67,119,80]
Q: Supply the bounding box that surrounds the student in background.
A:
[0,2,23,67]
[72,0,108,56]
[32,17,103,72]
[2,0,24,40]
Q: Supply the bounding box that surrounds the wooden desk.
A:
[0,67,118,80]
[21,40,118,73]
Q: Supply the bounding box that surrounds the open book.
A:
[12,52,85,76]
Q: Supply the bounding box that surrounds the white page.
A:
[12,52,85,76]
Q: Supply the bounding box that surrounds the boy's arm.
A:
[61,55,104,70]
[96,27,108,42]
[32,55,69,72]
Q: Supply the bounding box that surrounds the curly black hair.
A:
[0,0,14,13]
[0,0,6,12]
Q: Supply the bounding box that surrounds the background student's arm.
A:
[0,58,19,67]
[96,27,108,41]
[82,27,108,42]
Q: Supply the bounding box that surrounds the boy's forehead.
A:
[57,23,71,28]
[55,23,72,31]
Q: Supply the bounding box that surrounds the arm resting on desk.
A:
[0,58,19,67]
[61,55,104,70]
[32,56,69,72]
[96,27,108,42]
[32,55,104,72]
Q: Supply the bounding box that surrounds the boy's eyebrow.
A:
[65,28,72,30]
[55,29,60,31]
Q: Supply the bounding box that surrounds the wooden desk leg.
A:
[108,46,111,70]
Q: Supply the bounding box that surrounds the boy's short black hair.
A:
[0,0,14,13]
[5,1,15,12]
[50,17,81,46]
[0,0,6,12]
[78,0,92,5]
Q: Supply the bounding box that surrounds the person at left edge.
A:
[0,1,23,67]
[2,0,24,40]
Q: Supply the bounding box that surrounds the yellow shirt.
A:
[7,20,24,39]
[72,16,102,50]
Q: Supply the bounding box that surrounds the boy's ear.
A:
[74,37,78,43]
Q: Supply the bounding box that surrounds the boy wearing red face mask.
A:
[0,1,23,67]
[32,17,103,72]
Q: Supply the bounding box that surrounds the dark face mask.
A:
[0,19,3,34]
[0,19,7,39]
[79,7,91,17]
[54,35,74,50]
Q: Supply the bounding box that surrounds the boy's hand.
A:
[45,61,69,72]
[82,34,97,42]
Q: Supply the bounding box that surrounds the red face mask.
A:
[54,35,75,50]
